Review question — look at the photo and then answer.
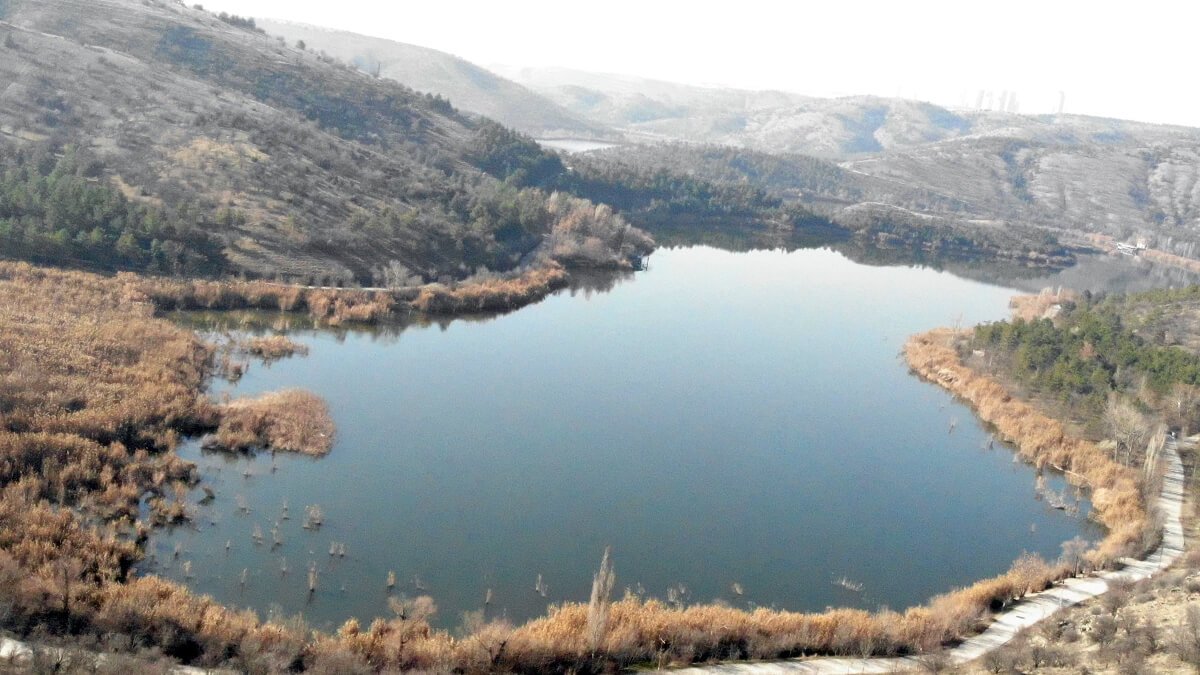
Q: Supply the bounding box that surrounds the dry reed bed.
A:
[0,261,214,636]
[131,275,395,326]
[209,390,334,457]
[134,263,571,324]
[0,261,330,664]
[484,559,1072,671]
[410,264,569,314]
[242,335,309,361]
[1141,248,1200,275]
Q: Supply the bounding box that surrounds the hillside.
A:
[255,20,608,139]
[844,131,1200,254]
[3,0,1172,287]
[508,66,1199,160]
[501,67,978,158]
[0,0,648,285]
[4,0,1196,287]
[510,65,1200,255]
[570,143,1082,266]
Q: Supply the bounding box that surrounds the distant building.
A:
[1115,239,1147,256]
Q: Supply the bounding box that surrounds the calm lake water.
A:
[536,138,620,153]
[147,245,1186,632]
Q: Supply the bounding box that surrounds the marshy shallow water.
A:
[147,246,1190,631]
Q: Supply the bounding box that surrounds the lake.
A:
[147,245,1183,632]
[536,138,620,153]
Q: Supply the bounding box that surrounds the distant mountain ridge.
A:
[503,66,1200,161]
[256,19,608,139]
[498,66,1200,254]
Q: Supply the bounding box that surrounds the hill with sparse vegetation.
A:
[507,67,1200,258]
[0,0,652,286]
[255,19,608,140]
[6,0,1173,287]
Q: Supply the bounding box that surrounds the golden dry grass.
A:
[137,263,571,324]
[410,264,569,314]
[1010,288,1078,322]
[133,276,394,326]
[210,390,334,456]
[243,334,309,361]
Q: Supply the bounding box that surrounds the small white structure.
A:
[1115,240,1146,256]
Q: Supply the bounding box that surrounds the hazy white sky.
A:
[200,0,1199,127]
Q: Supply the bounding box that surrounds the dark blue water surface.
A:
[148,246,1132,631]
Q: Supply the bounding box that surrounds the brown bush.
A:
[0,262,309,665]
[133,276,395,326]
[135,265,572,324]
[210,390,335,456]
[411,264,569,314]
[541,193,654,269]
[243,335,308,361]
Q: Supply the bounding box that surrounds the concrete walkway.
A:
[670,438,1187,674]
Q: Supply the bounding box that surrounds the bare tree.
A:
[1173,604,1200,667]
[1171,383,1200,436]
[373,260,420,290]
[1143,425,1167,497]
[389,595,437,623]
[1105,396,1149,465]
[587,546,616,653]
[1060,536,1090,575]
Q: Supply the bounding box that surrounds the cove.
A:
[146,245,1163,632]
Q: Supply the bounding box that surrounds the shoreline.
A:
[136,262,576,324]
[902,329,1147,562]
[158,304,1134,666]
[667,439,1184,674]
[0,259,1181,672]
[666,329,1185,673]
[0,322,1180,673]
